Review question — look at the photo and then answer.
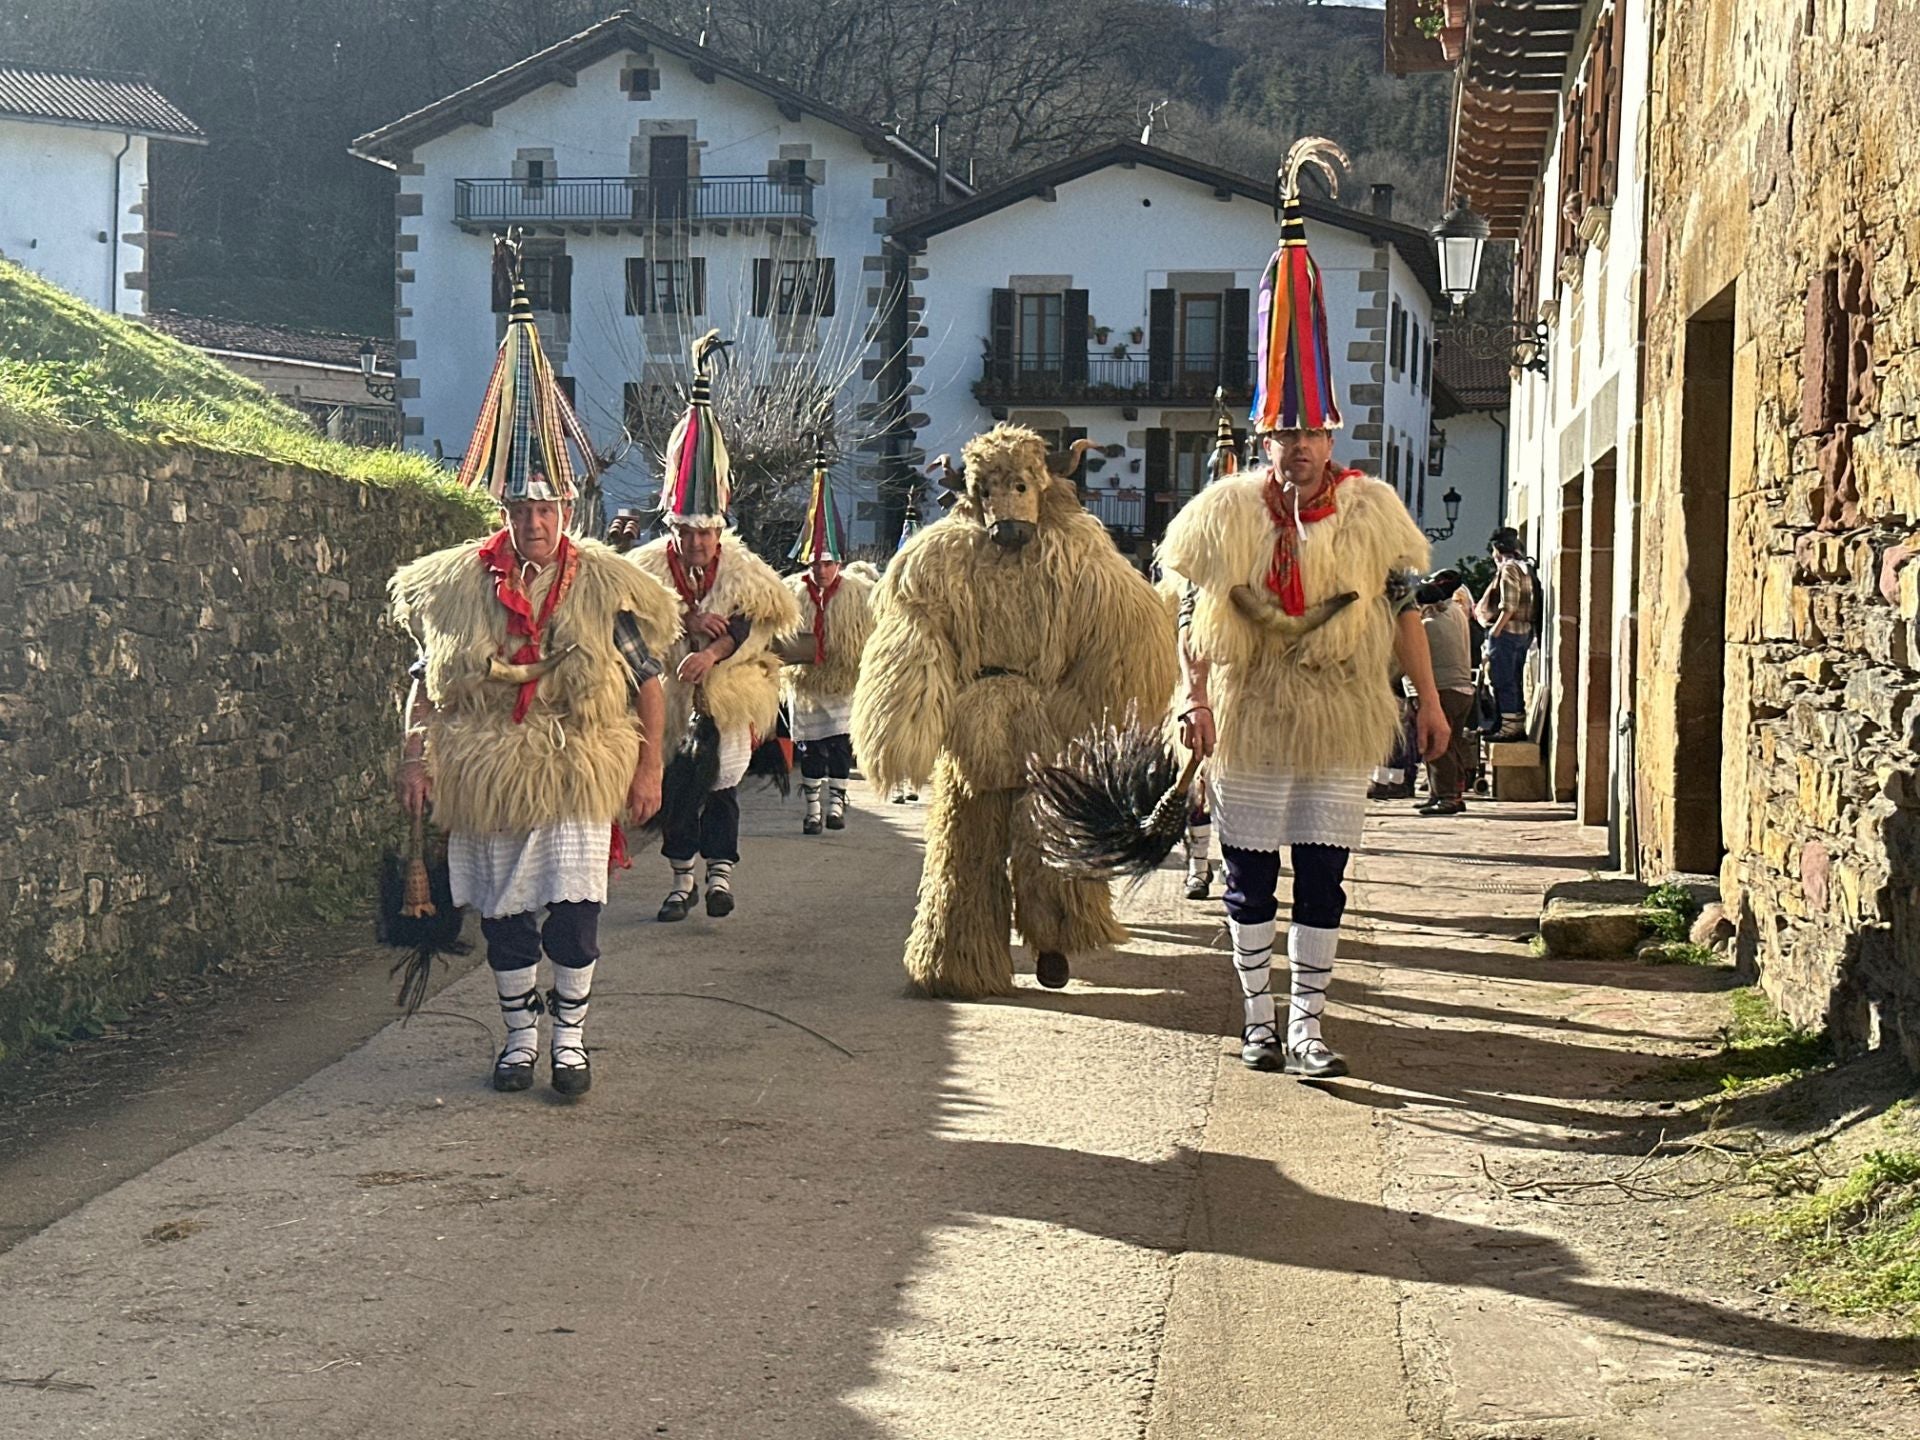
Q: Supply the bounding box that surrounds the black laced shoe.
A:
[1285,1038,1350,1080]
[550,1052,592,1097]
[1240,1027,1285,1072]
[657,884,697,922]
[1184,863,1213,901]
[803,815,823,835]
[705,886,735,918]
[491,987,543,1092]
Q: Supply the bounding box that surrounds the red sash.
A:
[477,529,578,723]
[803,572,841,664]
[1262,466,1358,616]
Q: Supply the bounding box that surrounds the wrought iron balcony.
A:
[974,351,1254,408]
[453,175,815,229]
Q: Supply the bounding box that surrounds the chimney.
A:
[1370,184,1394,218]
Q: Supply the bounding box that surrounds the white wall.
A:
[0,118,150,315]
[397,49,894,540]
[1433,408,1507,571]
[1500,0,1650,850]
[909,163,1435,537]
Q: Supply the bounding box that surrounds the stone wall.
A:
[0,430,480,1055]
[1639,1,1920,1062]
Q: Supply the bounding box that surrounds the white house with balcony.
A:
[0,61,203,316]
[890,142,1446,558]
[350,12,957,539]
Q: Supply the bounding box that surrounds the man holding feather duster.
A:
[1159,139,1448,1080]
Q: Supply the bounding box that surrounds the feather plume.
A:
[1282,135,1352,204]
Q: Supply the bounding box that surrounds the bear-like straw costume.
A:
[853,423,1178,998]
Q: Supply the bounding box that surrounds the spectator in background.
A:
[1413,572,1476,815]
[1476,527,1536,741]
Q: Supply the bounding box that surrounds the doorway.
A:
[1551,474,1583,804]
[1580,451,1618,828]
[648,135,689,221]
[1670,284,1736,874]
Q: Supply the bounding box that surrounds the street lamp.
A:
[1429,195,1551,379]
[1423,486,1462,543]
[357,339,397,402]
[1431,196,1490,310]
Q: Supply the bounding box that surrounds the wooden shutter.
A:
[1148,288,1174,387]
[625,258,648,315]
[691,257,707,316]
[815,257,836,318]
[753,259,772,318]
[1144,426,1170,501]
[551,255,573,314]
[1062,289,1089,385]
[1223,287,1250,389]
[989,288,1015,380]
[1063,424,1088,490]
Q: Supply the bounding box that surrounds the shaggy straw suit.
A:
[389,538,681,834]
[853,424,1178,998]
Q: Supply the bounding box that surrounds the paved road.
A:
[0,790,1907,1438]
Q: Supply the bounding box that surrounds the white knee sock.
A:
[549,961,593,1071]
[1287,923,1339,1053]
[493,964,542,1066]
[1185,820,1213,876]
[668,859,696,898]
[801,779,823,824]
[1228,917,1277,1046]
[705,858,734,894]
[827,782,849,821]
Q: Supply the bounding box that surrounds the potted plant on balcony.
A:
[1094,325,1111,345]
[1129,327,1144,345]
[1111,343,1129,359]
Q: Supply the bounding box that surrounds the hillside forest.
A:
[0,0,1451,335]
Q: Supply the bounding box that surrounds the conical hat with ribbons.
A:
[1250,137,1349,435]
[661,330,733,527]
[790,438,848,563]
[457,237,596,504]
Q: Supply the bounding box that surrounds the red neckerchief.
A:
[477,528,578,722]
[803,572,841,664]
[1263,465,1358,616]
[665,539,719,611]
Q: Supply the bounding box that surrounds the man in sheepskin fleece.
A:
[1159,142,1448,1080]
[391,261,678,1097]
[777,445,876,835]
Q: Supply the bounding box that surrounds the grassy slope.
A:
[0,259,484,518]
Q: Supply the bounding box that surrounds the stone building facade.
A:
[1638,0,1920,1061]
[0,431,478,1056]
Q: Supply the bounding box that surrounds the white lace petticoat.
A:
[1208,766,1371,853]
[448,818,611,919]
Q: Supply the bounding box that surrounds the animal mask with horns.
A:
[955,424,1091,551]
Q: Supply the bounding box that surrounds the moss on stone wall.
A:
[0,430,485,1058]
[1639,1,1920,1066]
